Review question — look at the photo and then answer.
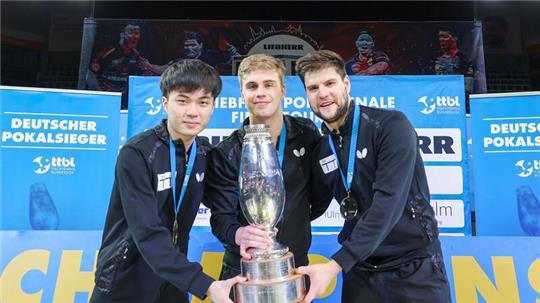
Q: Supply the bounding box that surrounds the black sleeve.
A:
[332,112,417,272]
[305,121,333,221]
[205,146,243,246]
[117,146,213,299]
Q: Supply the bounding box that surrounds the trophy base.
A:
[235,273,305,303]
[235,252,306,303]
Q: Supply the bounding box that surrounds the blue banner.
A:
[128,75,470,235]
[349,76,470,235]
[470,92,540,236]
[0,87,121,230]
[2,231,539,303]
[127,76,320,139]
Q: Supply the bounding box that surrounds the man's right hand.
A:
[235,225,272,259]
[207,276,246,303]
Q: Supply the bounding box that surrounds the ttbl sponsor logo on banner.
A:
[418,95,461,115]
[144,97,163,116]
[32,156,76,175]
[515,159,540,178]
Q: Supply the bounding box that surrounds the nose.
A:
[185,102,198,117]
[317,85,329,99]
[255,85,267,98]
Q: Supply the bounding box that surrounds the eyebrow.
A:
[176,93,212,100]
[246,79,277,84]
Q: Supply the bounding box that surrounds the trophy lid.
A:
[244,124,271,139]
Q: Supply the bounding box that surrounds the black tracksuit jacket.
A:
[313,103,441,273]
[91,120,213,302]
[205,115,332,269]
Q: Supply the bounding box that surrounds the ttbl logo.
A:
[32,156,76,175]
[515,160,540,178]
[145,97,163,115]
[418,96,461,115]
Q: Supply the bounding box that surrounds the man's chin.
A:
[180,128,200,137]
[319,112,340,124]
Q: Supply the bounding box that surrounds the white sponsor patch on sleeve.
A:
[157,172,172,191]
[319,154,338,174]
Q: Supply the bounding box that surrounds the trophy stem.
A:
[248,228,289,260]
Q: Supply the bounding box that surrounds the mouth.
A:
[320,101,334,108]
[183,121,199,128]
[253,100,271,107]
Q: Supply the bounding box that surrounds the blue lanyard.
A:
[169,137,197,215]
[327,104,361,192]
[277,117,286,168]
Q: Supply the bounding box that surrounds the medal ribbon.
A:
[327,103,361,195]
[169,137,197,244]
[277,117,286,168]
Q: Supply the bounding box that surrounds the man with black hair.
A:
[345,30,390,75]
[183,31,239,69]
[435,29,473,76]
[90,59,243,303]
[89,24,161,92]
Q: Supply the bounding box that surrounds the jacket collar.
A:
[321,100,355,136]
[154,119,187,153]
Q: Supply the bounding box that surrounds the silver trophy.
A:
[236,124,306,303]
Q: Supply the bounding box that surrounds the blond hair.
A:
[238,54,286,89]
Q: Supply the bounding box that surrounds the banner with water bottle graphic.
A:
[0,86,121,230]
[128,75,471,235]
[470,92,540,236]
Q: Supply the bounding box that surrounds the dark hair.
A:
[438,28,455,37]
[160,59,222,98]
[184,31,202,43]
[356,29,372,38]
[295,50,347,85]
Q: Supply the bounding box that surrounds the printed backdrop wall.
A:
[1,231,539,303]
[78,19,486,108]
[128,75,471,235]
[470,92,540,236]
[0,87,121,230]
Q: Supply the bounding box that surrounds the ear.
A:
[162,96,169,113]
[344,75,351,94]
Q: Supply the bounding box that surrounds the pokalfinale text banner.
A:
[470,92,540,236]
[128,75,470,235]
[79,19,486,109]
[0,86,121,230]
[2,231,539,303]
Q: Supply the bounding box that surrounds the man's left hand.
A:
[296,260,342,303]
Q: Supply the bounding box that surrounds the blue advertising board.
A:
[128,75,470,235]
[1,231,539,303]
[0,86,121,230]
[470,92,540,236]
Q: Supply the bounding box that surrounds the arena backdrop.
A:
[128,75,471,236]
[78,19,486,109]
